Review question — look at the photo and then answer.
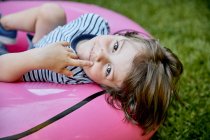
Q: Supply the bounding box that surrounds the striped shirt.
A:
[23,13,110,84]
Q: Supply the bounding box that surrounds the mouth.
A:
[88,43,95,61]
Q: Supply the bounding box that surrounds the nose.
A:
[95,48,108,63]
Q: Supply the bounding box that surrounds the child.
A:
[0,3,183,133]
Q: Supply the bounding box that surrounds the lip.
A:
[88,43,95,61]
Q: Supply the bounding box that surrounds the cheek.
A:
[83,67,92,78]
[83,66,102,83]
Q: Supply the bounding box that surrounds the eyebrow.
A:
[119,39,126,52]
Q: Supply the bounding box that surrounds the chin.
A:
[77,43,92,60]
[77,53,84,60]
[77,50,88,60]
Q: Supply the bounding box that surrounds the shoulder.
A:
[79,13,110,35]
[80,13,106,21]
[76,13,109,27]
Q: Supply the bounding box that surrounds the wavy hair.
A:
[104,30,183,134]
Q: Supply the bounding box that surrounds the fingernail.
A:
[68,73,73,77]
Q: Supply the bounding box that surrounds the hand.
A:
[36,41,93,77]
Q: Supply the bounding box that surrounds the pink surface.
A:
[0,1,154,140]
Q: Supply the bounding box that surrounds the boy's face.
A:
[76,35,143,88]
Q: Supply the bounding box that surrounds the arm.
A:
[0,49,40,82]
[0,42,92,82]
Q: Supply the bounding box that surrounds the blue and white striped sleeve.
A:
[61,13,110,42]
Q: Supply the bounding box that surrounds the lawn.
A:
[72,0,210,139]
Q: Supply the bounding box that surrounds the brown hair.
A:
[104,31,183,133]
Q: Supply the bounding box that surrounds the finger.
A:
[68,52,78,59]
[66,47,74,53]
[70,59,93,67]
[57,41,70,47]
[61,69,74,77]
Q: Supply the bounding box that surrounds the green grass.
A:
[72,0,210,139]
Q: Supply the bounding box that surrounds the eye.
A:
[112,41,119,53]
[105,64,112,77]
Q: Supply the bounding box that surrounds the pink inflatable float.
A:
[0,1,155,140]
